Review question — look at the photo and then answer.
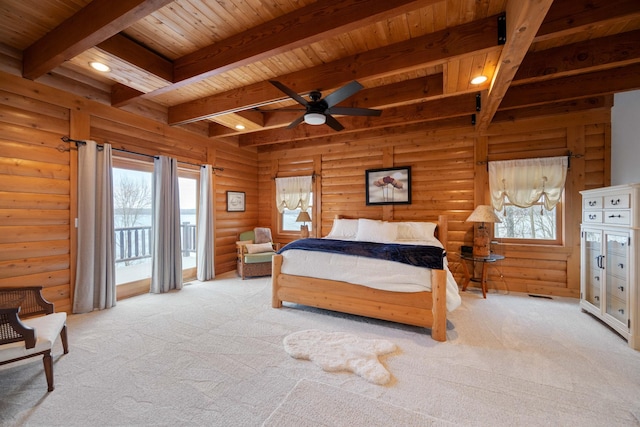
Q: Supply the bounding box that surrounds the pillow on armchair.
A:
[254,227,273,244]
[246,242,275,254]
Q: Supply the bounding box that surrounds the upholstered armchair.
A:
[0,286,69,392]
[236,227,280,279]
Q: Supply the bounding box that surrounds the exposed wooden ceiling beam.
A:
[97,33,173,83]
[535,0,640,42]
[173,0,441,85]
[168,15,501,125]
[493,96,613,123]
[239,92,480,147]
[515,30,640,84]
[112,0,442,106]
[501,63,640,109]
[475,0,554,132]
[254,117,474,153]
[22,0,173,80]
[111,83,145,108]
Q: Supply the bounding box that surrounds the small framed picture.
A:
[226,191,245,212]
[365,166,411,205]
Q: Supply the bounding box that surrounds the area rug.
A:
[283,329,397,385]
[263,379,441,427]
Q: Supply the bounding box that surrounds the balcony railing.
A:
[115,222,197,264]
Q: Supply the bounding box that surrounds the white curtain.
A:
[196,165,215,281]
[489,156,568,211]
[150,156,183,293]
[73,141,116,313]
[275,176,312,213]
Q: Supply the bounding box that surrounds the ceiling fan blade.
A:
[324,114,344,131]
[287,115,306,129]
[326,106,382,117]
[269,80,309,107]
[323,81,364,108]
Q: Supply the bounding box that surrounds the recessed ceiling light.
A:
[470,75,488,85]
[89,61,110,72]
[235,124,245,130]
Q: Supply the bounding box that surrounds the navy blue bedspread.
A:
[277,238,445,270]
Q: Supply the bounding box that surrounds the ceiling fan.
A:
[268,80,382,131]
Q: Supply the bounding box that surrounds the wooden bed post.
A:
[430,268,447,342]
[272,254,283,308]
[437,214,448,249]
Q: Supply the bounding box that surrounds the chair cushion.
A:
[244,252,275,264]
[0,312,66,362]
[239,230,255,242]
[246,242,274,254]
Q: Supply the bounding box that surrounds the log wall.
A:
[0,71,259,311]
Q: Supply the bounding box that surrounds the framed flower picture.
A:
[226,191,245,212]
[365,166,411,205]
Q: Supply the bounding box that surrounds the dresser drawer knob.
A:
[594,296,600,301]
[618,263,624,269]
[618,286,624,292]
[588,200,596,206]
[618,309,624,315]
[588,214,596,220]
[610,198,620,205]
[608,214,622,218]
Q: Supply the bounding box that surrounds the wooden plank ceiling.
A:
[1,0,639,149]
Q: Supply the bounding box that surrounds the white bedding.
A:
[279,237,462,312]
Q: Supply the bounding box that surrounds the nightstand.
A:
[459,253,505,298]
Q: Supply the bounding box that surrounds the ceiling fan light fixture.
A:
[304,112,326,125]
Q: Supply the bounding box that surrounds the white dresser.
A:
[580,184,640,350]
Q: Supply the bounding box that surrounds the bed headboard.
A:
[332,214,448,249]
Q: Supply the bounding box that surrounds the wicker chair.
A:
[0,286,69,392]
[236,228,280,279]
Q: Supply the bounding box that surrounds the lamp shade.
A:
[295,211,311,223]
[466,205,500,258]
[304,113,326,125]
[466,205,502,223]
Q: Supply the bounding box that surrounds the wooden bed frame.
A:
[271,215,449,342]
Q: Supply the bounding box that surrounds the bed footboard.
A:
[271,254,448,342]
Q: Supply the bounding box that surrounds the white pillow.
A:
[355,218,398,243]
[327,218,359,239]
[245,242,274,254]
[396,222,438,241]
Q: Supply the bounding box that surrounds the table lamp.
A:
[296,211,311,238]
[466,205,501,257]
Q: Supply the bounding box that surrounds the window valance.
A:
[489,156,568,212]
[275,176,312,213]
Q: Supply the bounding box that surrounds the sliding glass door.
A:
[112,156,199,297]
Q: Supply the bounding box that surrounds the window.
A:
[489,156,567,246]
[275,175,313,235]
[494,201,562,244]
[281,194,313,233]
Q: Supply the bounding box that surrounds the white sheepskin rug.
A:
[283,329,397,385]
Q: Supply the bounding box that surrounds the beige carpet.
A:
[1,271,639,426]
[263,379,442,426]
